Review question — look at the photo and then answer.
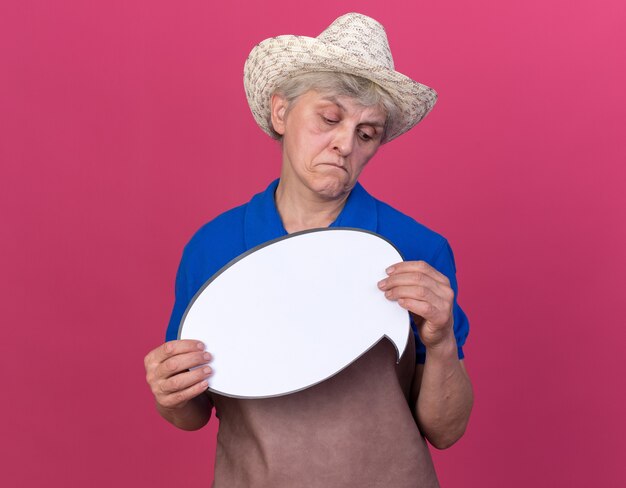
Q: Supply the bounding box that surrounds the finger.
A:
[386,260,448,285]
[396,298,443,323]
[151,340,206,364]
[157,350,212,379]
[386,261,449,286]
[158,379,210,410]
[159,366,213,394]
[383,285,445,310]
[378,270,443,294]
[379,274,455,306]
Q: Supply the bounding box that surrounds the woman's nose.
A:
[332,126,354,156]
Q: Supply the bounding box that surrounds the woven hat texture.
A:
[243,12,437,143]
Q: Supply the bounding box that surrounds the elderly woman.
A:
[144,13,473,487]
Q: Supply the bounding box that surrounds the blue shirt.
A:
[166,179,469,363]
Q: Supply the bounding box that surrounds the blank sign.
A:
[178,228,410,398]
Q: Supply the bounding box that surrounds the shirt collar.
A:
[244,178,378,250]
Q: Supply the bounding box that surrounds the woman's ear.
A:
[270,94,288,136]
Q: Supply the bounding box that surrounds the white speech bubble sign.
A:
[178,228,410,399]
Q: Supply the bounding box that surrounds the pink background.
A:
[2,0,625,486]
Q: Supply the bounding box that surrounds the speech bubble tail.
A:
[383,328,411,364]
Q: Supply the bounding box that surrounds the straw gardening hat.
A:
[243,12,438,143]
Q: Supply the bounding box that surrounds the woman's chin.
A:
[309,176,352,200]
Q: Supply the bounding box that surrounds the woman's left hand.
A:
[378,261,455,350]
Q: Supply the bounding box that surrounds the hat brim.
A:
[244,34,437,143]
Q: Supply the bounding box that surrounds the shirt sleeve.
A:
[165,250,190,342]
[413,238,470,364]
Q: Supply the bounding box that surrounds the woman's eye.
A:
[359,130,373,141]
[322,116,339,125]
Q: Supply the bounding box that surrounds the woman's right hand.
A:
[144,339,213,411]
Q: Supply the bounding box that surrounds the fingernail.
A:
[197,342,205,350]
[202,367,212,375]
[386,266,395,274]
[377,279,386,289]
[385,291,392,298]
[203,352,212,361]
[200,380,209,389]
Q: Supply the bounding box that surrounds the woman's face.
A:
[271,90,386,201]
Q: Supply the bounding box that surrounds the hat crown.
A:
[316,13,394,70]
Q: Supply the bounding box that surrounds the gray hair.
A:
[269,72,399,143]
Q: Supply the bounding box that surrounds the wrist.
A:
[424,330,458,361]
[156,395,211,431]
[156,400,188,420]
